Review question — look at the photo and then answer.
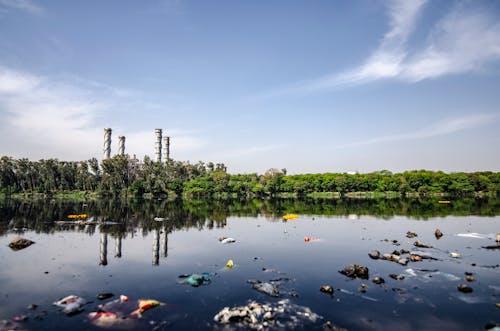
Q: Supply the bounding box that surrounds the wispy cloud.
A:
[0,0,43,15]
[0,66,204,161]
[338,113,499,148]
[270,1,500,95]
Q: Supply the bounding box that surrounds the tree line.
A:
[1,155,500,198]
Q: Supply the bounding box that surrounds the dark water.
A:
[1,198,499,331]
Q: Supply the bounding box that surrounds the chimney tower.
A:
[163,136,170,162]
[154,128,162,162]
[118,136,125,155]
[103,128,112,159]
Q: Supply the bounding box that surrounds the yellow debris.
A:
[282,214,299,220]
[226,259,234,269]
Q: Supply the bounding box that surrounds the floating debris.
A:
[282,214,299,221]
[248,281,280,297]
[372,277,385,285]
[457,284,473,293]
[320,285,334,295]
[368,250,380,260]
[8,237,35,251]
[303,237,320,243]
[226,259,234,269]
[178,273,214,287]
[465,276,475,282]
[450,252,461,258]
[414,240,433,248]
[53,295,86,315]
[381,253,409,266]
[213,299,322,330]
[389,274,405,280]
[406,231,418,238]
[97,293,114,300]
[435,228,444,239]
[219,237,236,244]
[339,264,369,279]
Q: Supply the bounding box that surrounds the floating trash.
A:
[248,280,280,297]
[178,273,214,287]
[219,237,236,244]
[53,295,86,315]
[213,299,323,330]
[153,217,165,222]
[320,285,334,295]
[282,214,298,221]
[339,264,369,279]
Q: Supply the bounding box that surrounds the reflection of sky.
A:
[0,214,499,330]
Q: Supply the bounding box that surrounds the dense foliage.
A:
[1,155,500,198]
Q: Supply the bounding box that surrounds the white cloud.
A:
[271,1,500,95]
[0,0,42,15]
[0,67,205,161]
[338,113,499,148]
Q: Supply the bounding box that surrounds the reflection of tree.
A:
[1,198,500,239]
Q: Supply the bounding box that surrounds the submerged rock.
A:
[339,265,369,280]
[414,240,433,248]
[8,237,35,251]
[368,250,380,260]
[406,231,418,238]
[389,274,405,281]
[457,284,473,293]
[372,277,385,285]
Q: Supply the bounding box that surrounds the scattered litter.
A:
[8,237,35,251]
[319,285,334,295]
[450,252,461,258]
[339,264,369,279]
[438,200,451,204]
[381,253,408,266]
[0,319,27,331]
[226,259,234,269]
[88,295,164,329]
[219,237,236,244]
[303,237,320,243]
[456,233,495,239]
[368,250,380,260]
[404,268,460,282]
[248,280,280,297]
[97,293,114,300]
[153,217,165,222]
[482,245,500,250]
[372,277,385,285]
[53,295,86,315]
[67,214,87,219]
[389,274,405,280]
[323,320,347,331]
[406,231,418,238]
[414,240,432,248]
[213,299,322,330]
[465,275,475,282]
[435,228,444,239]
[457,284,473,293]
[282,214,299,221]
[178,273,214,287]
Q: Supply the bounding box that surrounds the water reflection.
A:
[2,197,500,238]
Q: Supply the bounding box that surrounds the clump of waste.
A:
[8,237,35,251]
[213,299,323,330]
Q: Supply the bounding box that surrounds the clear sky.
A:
[1,0,500,174]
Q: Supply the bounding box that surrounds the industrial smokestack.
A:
[163,136,170,162]
[118,136,125,155]
[103,128,112,160]
[154,128,162,162]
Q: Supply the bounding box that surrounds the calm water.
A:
[1,198,499,331]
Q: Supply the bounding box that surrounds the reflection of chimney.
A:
[153,229,160,266]
[114,236,122,258]
[162,231,168,258]
[118,136,125,155]
[103,128,112,159]
[100,233,108,266]
[155,129,162,162]
[163,136,170,162]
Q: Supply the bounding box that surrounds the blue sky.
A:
[1,0,500,174]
